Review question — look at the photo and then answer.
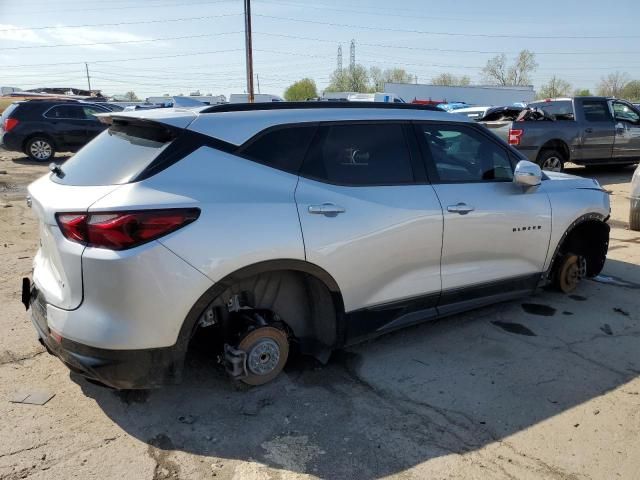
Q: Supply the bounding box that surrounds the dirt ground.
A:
[1,151,639,480]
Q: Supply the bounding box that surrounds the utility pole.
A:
[85,62,92,91]
[244,0,255,103]
[256,74,261,94]
[337,44,342,73]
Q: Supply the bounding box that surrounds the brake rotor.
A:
[557,254,587,293]
[238,326,289,385]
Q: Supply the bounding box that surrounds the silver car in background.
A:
[23,102,611,389]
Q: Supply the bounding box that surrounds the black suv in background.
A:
[0,100,111,161]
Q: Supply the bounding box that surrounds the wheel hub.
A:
[559,254,587,293]
[542,156,562,172]
[247,338,280,375]
[30,140,52,160]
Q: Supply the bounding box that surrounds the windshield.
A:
[51,126,173,186]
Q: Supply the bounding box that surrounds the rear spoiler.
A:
[96,114,179,143]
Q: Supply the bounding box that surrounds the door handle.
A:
[447,203,475,215]
[308,203,346,216]
[584,128,594,133]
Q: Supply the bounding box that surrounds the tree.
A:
[284,78,318,101]
[597,72,630,97]
[325,64,371,93]
[369,67,414,91]
[482,50,537,86]
[123,91,139,101]
[431,73,471,86]
[621,80,640,101]
[537,76,572,99]
[574,88,592,97]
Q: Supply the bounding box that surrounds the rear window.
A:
[51,124,174,186]
[528,100,574,120]
[1,103,19,122]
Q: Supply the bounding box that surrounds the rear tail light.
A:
[3,118,19,132]
[56,208,200,250]
[508,128,524,145]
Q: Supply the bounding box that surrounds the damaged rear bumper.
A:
[25,279,186,390]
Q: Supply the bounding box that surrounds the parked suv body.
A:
[480,97,640,171]
[24,103,610,389]
[1,100,111,161]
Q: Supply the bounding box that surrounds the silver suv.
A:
[24,103,611,389]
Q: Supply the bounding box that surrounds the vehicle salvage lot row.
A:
[0,154,639,480]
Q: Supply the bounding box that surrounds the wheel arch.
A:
[22,132,59,153]
[538,139,570,163]
[547,213,610,280]
[176,259,346,362]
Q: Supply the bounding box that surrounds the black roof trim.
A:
[200,101,442,114]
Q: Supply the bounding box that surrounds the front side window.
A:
[582,100,613,122]
[419,124,513,183]
[612,102,640,124]
[302,123,414,186]
[239,125,317,174]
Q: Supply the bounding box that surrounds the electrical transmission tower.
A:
[337,44,343,72]
[349,39,355,71]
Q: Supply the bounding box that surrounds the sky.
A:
[1,0,639,100]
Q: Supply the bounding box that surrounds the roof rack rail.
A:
[200,101,442,114]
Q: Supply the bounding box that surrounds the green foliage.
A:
[325,65,373,93]
[537,76,572,99]
[431,73,471,86]
[284,78,319,101]
[621,80,640,101]
[370,67,415,91]
[574,89,592,97]
[482,50,537,86]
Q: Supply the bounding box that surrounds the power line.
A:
[0,48,245,68]
[0,13,242,32]
[1,31,243,50]
[253,14,640,39]
[3,0,240,15]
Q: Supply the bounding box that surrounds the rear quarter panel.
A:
[89,146,306,283]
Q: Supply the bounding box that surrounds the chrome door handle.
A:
[447,203,474,215]
[308,203,346,216]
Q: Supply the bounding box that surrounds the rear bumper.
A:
[0,131,23,152]
[27,282,186,389]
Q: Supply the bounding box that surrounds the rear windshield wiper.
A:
[49,162,65,179]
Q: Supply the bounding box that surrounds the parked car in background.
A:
[631,164,640,230]
[437,102,469,112]
[24,102,610,389]
[0,100,111,161]
[480,97,640,171]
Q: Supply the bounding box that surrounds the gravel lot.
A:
[1,152,638,480]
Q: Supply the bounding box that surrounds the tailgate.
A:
[480,121,512,143]
[28,173,118,310]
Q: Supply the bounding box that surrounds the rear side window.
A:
[528,101,574,120]
[1,103,19,121]
[238,125,317,174]
[44,105,85,120]
[582,100,612,122]
[51,124,174,186]
[301,123,414,185]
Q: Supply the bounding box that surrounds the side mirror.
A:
[514,160,542,187]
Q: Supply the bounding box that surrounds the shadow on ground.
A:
[74,260,640,479]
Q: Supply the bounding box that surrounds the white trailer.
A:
[384,83,536,106]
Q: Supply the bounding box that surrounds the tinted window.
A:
[239,125,316,173]
[528,100,574,120]
[582,100,612,122]
[420,124,513,182]
[81,106,107,120]
[45,105,84,120]
[51,128,171,186]
[302,123,414,185]
[613,102,640,124]
[1,103,19,122]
